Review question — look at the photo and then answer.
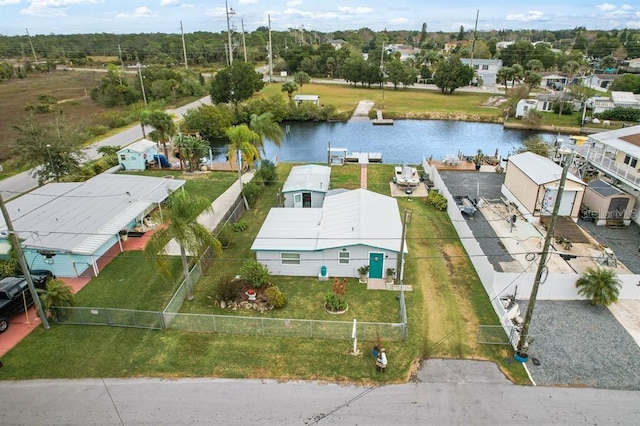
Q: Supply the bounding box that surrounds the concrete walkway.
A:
[351,100,375,118]
[164,171,254,255]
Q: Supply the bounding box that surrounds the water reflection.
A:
[209,120,556,164]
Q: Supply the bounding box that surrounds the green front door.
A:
[369,252,384,278]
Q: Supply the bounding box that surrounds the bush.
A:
[427,191,448,211]
[254,160,278,186]
[265,285,287,308]
[232,220,248,232]
[596,107,640,122]
[242,182,262,207]
[0,259,19,277]
[325,292,347,311]
[216,224,234,248]
[216,275,242,301]
[239,260,270,288]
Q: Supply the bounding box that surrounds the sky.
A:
[1,0,639,36]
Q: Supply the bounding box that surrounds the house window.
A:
[338,251,350,265]
[474,64,479,70]
[281,253,300,265]
[623,155,638,168]
[482,64,489,70]
[120,154,126,160]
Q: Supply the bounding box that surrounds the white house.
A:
[117,139,158,171]
[502,152,586,223]
[460,58,502,86]
[251,189,405,279]
[0,174,185,277]
[293,95,320,107]
[282,165,331,208]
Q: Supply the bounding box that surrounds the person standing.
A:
[376,348,387,372]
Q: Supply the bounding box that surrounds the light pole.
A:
[137,62,147,106]
[45,144,59,183]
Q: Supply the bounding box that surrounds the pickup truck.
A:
[0,272,53,333]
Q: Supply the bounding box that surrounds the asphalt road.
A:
[0,96,212,201]
[1,359,638,425]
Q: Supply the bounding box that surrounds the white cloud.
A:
[160,0,179,6]
[0,0,21,6]
[239,0,257,4]
[287,0,302,6]
[20,0,102,17]
[337,6,373,14]
[596,3,617,11]
[625,18,640,28]
[116,6,154,19]
[389,17,409,25]
[505,11,546,22]
[621,4,634,10]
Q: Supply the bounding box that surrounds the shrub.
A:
[232,220,248,232]
[265,285,287,308]
[254,159,278,186]
[0,258,19,277]
[240,260,270,288]
[216,224,234,248]
[325,292,347,311]
[242,182,262,207]
[596,107,640,122]
[427,191,448,211]
[37,278,75,320]
[216,275,242,301]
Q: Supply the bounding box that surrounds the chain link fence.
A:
[53,307,163,329]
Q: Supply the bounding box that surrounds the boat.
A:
[393,164,420,187]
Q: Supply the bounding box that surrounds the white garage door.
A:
[541,189,577,216]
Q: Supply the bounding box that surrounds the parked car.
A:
[0,272,52,333]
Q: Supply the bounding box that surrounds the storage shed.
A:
[502,151,586,223]
[117,139,158,171]
[282,164,331,208]
[582,179,636,226]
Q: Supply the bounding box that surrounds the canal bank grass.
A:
[0,164,527,385]
[260,82,503,120]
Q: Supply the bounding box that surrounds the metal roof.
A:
[0,174,185,255]
[293,95,320,101]
[251,189,404,253]
[588,125,640,158]
[282,165,331,194]
[251,208,323,251]
[117,139,157,154]
[588,179,623,197]
[508,151,585,186]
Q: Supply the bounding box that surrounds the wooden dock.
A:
[372,109,393,125]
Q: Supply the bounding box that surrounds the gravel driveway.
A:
[522,300,640,390]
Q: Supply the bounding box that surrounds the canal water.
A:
[210,119,556,164]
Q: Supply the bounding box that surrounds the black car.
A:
[0,271,54,333]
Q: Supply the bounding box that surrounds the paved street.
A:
[1,359,638,425]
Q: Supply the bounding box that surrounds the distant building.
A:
[460,58,502,85]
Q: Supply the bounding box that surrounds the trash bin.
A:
[371,346,379,358]
[320,265,327,277]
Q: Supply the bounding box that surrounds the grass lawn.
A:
[0,163,528,385]
[260,82,504,120]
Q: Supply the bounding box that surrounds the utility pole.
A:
[470,10,479,72]
[380,42,385,103]
[0,194,50,331]
[180,21,189,70]
[241,18,247,62]
[26,28,38,62]
[225,1,235,66]
[396,208,411,286]
[268,14,273,82]
[515,151,574,360]
[137,62,147,106]
[117,44,124,85]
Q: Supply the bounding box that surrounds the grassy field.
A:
[0,163,529,384]
[260,81,505,121]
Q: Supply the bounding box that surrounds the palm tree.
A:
[226,125,261,210]
[575,266,621,306]
[140,110,176,159]
[281,81,298,102]
[249,112,283,151]
[37,278,76,321]
[145,191,222,301]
